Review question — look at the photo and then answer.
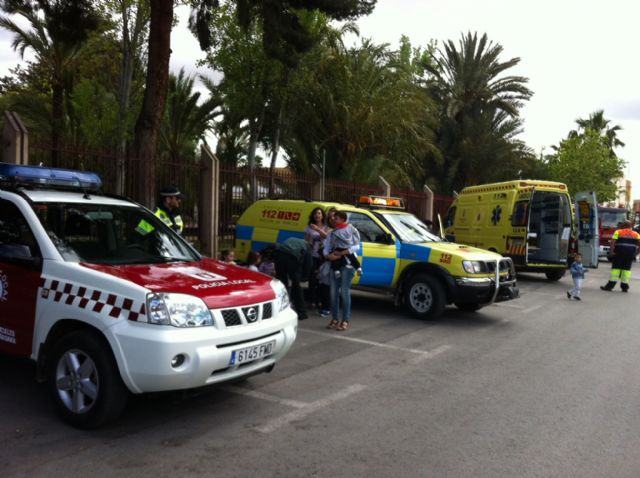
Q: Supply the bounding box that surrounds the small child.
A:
[257,250,276,277]
[328,211,362,278]
[567,253,587,300]
[220,249,237,265]
[246,250,261,272]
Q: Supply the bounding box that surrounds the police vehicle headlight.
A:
[462,260,484,274]
[271,279,290,312]
[146,293,213,327]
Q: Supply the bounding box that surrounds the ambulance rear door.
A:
[574,191,599,268]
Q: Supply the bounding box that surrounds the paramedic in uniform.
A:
[155,186,184,235]
[600,220,640,292]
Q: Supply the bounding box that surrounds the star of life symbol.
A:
[491,206,502,225]
[0,271,8,301]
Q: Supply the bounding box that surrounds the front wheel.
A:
[403,274,446,319]
[48,331,129,429]
[545,269,566,281]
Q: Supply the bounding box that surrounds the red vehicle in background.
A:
[598,206,628,259]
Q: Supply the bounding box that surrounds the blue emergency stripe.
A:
[277,230,305,243]
[358,256,395,286]
[235,224,254,241]
[398,243,432,262]
[251,241,273,253]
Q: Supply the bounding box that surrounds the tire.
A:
[545,269,566,281]
[48,331,129,429]
[454,302,484,312]
[403,274,446,319]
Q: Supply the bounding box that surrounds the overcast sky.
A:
[2,1,639,199]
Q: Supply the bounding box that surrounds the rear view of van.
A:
[444,180,598,280]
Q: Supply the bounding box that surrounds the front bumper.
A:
[455,276,519,304]
[454,257,519,305]
[109,307,298,393]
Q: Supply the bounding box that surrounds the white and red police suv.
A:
[0,163,297,428]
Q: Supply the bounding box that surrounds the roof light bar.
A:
[0,163,102,190]
[357,195,404,209]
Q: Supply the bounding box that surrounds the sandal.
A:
[337,321,349,331]
[326,319,339,330]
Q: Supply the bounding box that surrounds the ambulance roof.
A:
[459,180,568,194]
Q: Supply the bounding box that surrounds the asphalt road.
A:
[2,263,640,478]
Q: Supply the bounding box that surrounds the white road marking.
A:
[493,302,525,309]
[256,384,367,433]
[408,344,453,364]
[522,304,544,314]
[301,328,451,356]
[222,386,308,409]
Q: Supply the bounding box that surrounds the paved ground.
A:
[2,263,640,477]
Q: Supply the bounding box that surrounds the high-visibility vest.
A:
[155,207,184,235]
[612,228,640,258]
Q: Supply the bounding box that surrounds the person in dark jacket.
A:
[262,238,313,320]
[155,185,184,234]
[601,220,640,292]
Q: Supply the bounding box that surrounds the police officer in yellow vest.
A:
[601,220,640,292]
[155,186,184,235]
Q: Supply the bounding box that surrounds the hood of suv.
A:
[81,258,276,308]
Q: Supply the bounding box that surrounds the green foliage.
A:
[68,78,119,147]
[159,68,220,161]
[546,130,625,202]
[424,32,534,193]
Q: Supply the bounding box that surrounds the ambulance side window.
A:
[512,201,528,227]
[347,212,386,243]
[0,199,40,259]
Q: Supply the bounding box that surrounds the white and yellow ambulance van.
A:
[443,180,599,280]
[235,196,519,319]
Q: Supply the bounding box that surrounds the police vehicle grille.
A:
[221,309,242,326]
[263,302,273,319]
[220,302,274,327]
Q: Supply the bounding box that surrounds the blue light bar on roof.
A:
[0,163,102,189]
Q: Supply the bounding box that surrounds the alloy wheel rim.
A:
[55,349,99,414]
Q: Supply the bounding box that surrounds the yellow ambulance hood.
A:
[426,242,503,260]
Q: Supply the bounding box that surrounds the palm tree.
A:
[424,32,533,192]
[158,69,220,162]
[570,109,625,153]
[0,2,101,166]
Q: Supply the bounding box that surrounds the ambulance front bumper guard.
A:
[455,258,518,305]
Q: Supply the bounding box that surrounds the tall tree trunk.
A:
[132,0,172,208]
[51,79,64,167]
[247,104,266,202]
[268,101,283,197]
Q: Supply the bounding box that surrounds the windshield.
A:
[600,211,627,229]
[33,202,199,265]
[379,212,442,243]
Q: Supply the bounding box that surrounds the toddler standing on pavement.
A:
[567,253,587,300]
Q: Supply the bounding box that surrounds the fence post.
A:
[199,145,219,258]
[423,185,434,222]
[2,111,29,165]
[379,176,390,196]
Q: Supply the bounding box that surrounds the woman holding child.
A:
[323,210,361,331]
[304,207,331,317]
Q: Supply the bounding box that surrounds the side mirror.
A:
[385,233,395,245]
[444,234,455,242]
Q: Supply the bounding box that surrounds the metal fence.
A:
[27,142,454,254]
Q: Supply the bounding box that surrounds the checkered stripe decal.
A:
[39,278,146,321]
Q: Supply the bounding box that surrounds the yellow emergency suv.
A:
[235,196,519,319]
[443,180,599,280]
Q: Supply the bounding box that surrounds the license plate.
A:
[230,341,275,365]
